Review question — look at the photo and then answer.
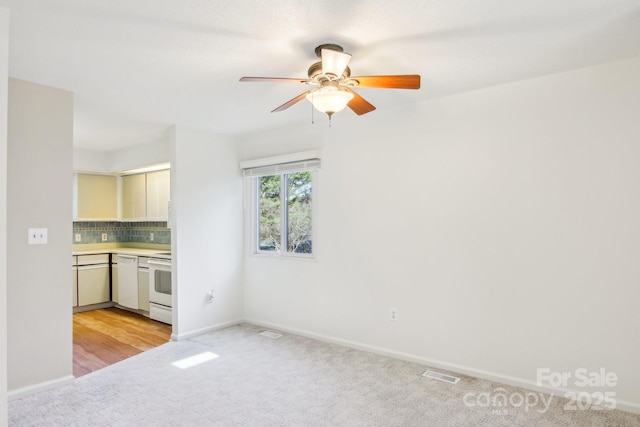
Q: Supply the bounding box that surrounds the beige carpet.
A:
[9,324,640,426]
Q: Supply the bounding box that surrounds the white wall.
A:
[7,79,74,393]
[73,148,112,172]
[171,126,243,339]
[109,134,170,172]
[74,135,170,173]
[0,6,9,424]
[238,57,640,411]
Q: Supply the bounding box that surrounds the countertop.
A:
[73,247,171,259]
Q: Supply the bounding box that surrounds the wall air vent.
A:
[422,370,461,384]
[258,331,283,339]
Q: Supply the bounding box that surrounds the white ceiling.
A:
[3,0,640,151]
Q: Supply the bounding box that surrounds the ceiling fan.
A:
[240,43,421,121]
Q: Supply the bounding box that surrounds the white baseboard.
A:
[171,318,243,341]
[244,318,640,415]
[8,375,75,400]
[73,302,116,313]
[615,399,640,415]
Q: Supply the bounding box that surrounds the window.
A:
[257,171,313,255]
[241,152,319,257]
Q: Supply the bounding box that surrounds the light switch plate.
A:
[28,228,48,245]
[75,233,82,242]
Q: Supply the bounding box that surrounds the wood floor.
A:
[73,307,172,377]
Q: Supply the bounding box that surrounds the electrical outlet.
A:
[390,307,398,322]
[101,233,108,242]
[75,233,82,242]
[149,232,154,241]
[28,228,48,245]
[206,289,216,304]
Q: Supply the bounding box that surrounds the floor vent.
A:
[422,370,461,384]
[258,331,282,339]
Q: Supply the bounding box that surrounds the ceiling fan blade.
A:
[271,91,311,113]
[345,89,376,115]
[351,75,421,89]
[321,49,352,78]
[240,77,309,84]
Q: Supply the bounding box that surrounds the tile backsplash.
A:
[73,221,170,245]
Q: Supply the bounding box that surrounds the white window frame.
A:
[241,151,320,259]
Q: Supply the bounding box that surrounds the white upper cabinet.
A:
[122,169,170,221]
[74,173,118,220]
[74,169,170,222]
[122,173,147,220]
[146,169,171,220]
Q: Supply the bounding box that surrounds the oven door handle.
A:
[148,259,172,267]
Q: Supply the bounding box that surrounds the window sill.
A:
[249,252,318,262]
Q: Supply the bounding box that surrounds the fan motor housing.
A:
[307,61,351,83]
[314,43,344,57]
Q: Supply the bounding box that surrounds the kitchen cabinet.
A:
[138,257,150,311]
[112,260,119,303]
[122,169,170,221]
[122,173,147,220]
[77,254,110,306]
[72,256,78,307]
[146,170,170,220]
[75,169,170,222]
[74,173,118,220]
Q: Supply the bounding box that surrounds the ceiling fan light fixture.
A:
[305,87,354,115]
[240,43,420,117]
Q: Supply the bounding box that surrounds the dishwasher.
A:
[117,254,139,309]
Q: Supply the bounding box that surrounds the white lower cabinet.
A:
[72,252,157,312]
[77,265,110,306]
[72,266,78,307]
[72,255,78,307]
[76,254,111,306]
[138,261,149,312]
[112,263,118,303]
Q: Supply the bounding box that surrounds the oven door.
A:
[148,258,172,308]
